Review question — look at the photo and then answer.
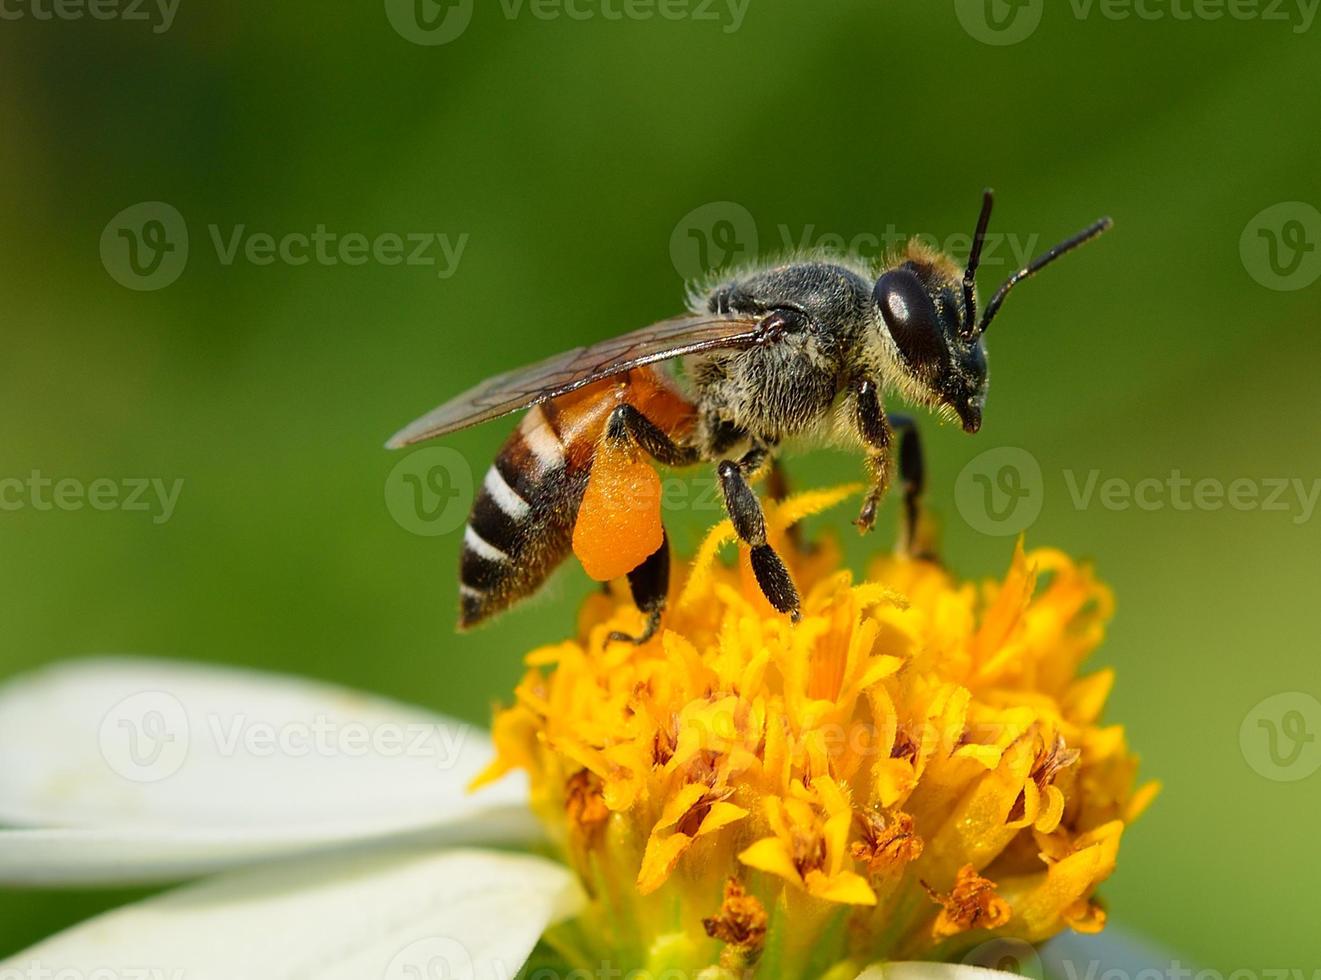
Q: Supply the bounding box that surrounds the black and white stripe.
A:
[458,408,588,628]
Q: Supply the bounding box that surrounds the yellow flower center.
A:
[475,487,1157,976]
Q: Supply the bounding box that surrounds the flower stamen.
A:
[703,877,768,967]
[923,864,1013,939]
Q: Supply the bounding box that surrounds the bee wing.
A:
[386,313,766,448]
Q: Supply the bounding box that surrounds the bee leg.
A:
[607,527,670,645]
[606,404,701,466]
[890,413,933,560]
[718,454,801,622]
[852,378,894,534]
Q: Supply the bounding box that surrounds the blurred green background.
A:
[2,0,1319,970]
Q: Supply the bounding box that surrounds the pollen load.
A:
[458,368,694,628]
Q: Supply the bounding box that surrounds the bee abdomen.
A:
[459,406,589,628]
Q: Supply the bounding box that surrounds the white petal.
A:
[0,808,540,886]
[856,965,1025,980]
[0,657,534,884]
[0,846,584,980]
[857,928,1169,980]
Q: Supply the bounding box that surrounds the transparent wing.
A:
[386,313,765,447]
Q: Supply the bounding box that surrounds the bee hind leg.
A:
[607,528,670,645]
[718,453,801,622]
[599,404,695,645]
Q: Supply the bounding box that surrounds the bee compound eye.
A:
[874,269,943,368]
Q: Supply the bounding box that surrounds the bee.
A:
[388,191,1111,641]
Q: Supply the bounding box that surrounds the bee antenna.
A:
[960,188,995,340]
[977,215,1114,337]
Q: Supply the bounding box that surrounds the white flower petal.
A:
[0,807,540,886]
[857,928,1168,980]
[0,657,534,884]
[0,846,584,980]
[856,965,1024,980]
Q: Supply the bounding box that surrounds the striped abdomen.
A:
[458,369,694,628]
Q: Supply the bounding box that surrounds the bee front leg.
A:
[852,381,927,554]
[852,378,893,534]
[718,452,801,622]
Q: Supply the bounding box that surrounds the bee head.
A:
[872,189,1112,434]
[873,247,988,433]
